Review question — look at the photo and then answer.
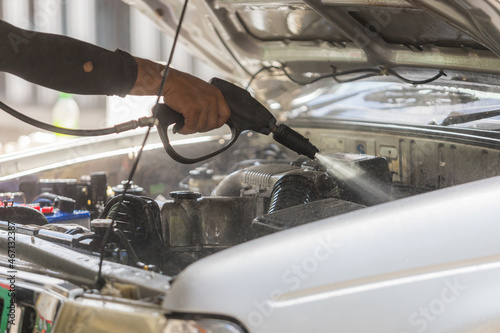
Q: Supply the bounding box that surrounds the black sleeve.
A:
[0,19,138,97]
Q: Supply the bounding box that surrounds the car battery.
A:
[33,193,91,228]
[42,207,91,229]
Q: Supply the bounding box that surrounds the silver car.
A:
[1,0,500,332]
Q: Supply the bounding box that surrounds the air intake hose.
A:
[268,174,318,214]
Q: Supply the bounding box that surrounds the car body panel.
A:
[164,174,500,331]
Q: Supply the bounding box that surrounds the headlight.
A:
[164,318,246,333]
[54,296,246,333]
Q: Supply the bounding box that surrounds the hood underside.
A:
[126,0,500,89]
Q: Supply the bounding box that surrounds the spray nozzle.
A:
[272,124,319,159]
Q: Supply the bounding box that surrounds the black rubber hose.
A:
[0,100,116,136]
[268,174,319,214]
[0,100,154,136]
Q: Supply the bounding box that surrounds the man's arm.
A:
[0,19,137,96]
[0,19,230,133]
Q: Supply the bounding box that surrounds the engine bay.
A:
[0,150,392,275]
[1,121,500,277]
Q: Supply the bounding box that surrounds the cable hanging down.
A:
[94,0,192,289]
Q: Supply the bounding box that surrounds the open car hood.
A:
[126,0,500,90]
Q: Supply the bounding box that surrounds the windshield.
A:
[285,80,500,130]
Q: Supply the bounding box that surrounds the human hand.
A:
[162,68,231,134]
[130,58,230,134]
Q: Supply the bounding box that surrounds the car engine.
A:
[0,151,391,275]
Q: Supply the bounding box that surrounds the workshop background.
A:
[0,0,218,153]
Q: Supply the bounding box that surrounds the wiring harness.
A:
[246,64,446,89]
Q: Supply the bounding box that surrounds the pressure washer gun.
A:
[155,78,319,164]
